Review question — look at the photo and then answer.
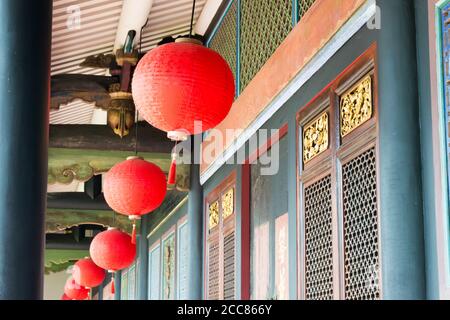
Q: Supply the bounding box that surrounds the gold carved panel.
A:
[209,201,219,230]
[222,188,234,220]
[303,112,329,164]
[340,75,373,137]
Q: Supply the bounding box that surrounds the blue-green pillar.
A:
[187,136,203,299]
[0,0,52,299]
[414,0,441,299]
[98,279,104,300]
[114,271,122,300]
[377,0,426,299]
[138,216,149,299]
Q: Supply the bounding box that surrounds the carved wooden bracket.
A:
[48,148,190,192]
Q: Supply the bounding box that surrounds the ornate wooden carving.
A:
[303,112,329,164]
[47,148,190,191]
[221,188,234,220]
[209,201,219,230]
[340,75,373,137]
[46,208,133,233]
[79,53,117,69]
[51,74,118,110]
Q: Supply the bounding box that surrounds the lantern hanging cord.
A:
[189,0,196,37]
[135,110,139,156]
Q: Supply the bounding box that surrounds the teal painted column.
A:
[377,0,426,299]
[114,271,122,300]
[414,0,442,299]
[98,279,104,300]
[187,136,203,299]
[0,0,52,299]
[138,216,149,300]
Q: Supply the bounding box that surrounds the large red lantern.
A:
[72,258,106,289]
[90,228,136,294]
[64,276,89,300]
[103,156,167,243]
[132,39,235,142]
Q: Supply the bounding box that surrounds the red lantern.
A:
[72,258,106,289]
[103,156,167,243]
[90,228,136,294]
[61,293,71,300]
[64,276,89,300]
[132,40,235,141]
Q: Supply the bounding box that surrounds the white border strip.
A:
[200,0,376,185]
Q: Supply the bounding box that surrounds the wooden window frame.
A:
[204,171,237,300]
[148,240,161,300]
[295,43,382,300]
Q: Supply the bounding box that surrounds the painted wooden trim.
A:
[205,0,235,46]
[200,0,376,184]
[245,123,288,165]
[146,196,188,239]
[432,0,450,298]
[240,163,250,300]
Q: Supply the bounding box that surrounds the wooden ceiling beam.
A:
[49,121,172,153]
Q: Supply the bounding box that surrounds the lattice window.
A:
[207,239,220,300]
[209,0,237,88]
[342,148,380,300]
[298,0,316,21]
[206,176,236,300]
[223,231,235,300]
[240,0,293,92]
[304,175,334,300]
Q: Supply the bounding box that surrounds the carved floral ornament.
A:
[209,187,234,230]
[209,201,219,230]
[221,188,234,220]
[340,75,373,137]
[303,112,329,164]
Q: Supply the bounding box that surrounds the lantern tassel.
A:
[131,222,137,245]
[167,153,177,190]
[88,288,91,300]
[111,274,115,294]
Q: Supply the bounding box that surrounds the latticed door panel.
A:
[304,175,334,300]
[207,237,220,300]
[240,0,293,92]
[205,175,236,300]
[342,148,380,300]
[298,57,379,300]
[223,231,236,300]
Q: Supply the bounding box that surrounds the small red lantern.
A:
[61,293,71,300]
[90,228,136,294]
[132,39,235,141]
[72,258,106,289]
[64,276,89,300]
[103,156,167,243]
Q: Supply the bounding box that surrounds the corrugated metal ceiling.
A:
[50,0,207,125]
